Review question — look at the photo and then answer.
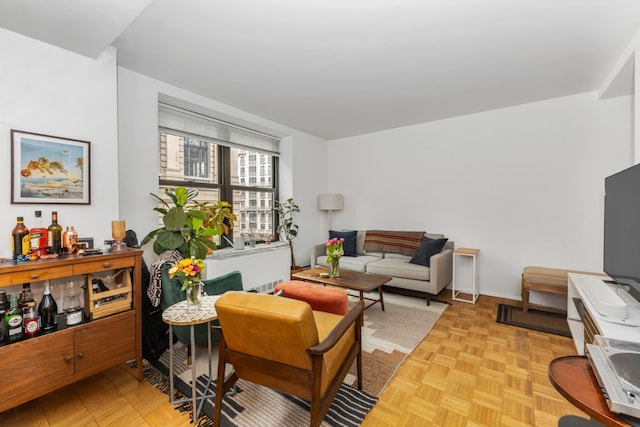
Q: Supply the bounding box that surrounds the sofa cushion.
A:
[366,258,430,281]
[384,253,412,261]
[329,230,357,257]
[409,237,448,267]
[356,230,366,255]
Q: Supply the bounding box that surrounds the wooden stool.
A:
[274,281,349,315]
[522,266,571,313]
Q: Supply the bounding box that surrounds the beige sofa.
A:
[311,230,454,305]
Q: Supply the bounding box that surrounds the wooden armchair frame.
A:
[213,299,363,427]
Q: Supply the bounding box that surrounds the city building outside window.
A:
[158,130,277,247]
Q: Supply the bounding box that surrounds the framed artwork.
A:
[11,130,91,204]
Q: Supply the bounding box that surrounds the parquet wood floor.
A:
[362,292,586,426]
[0,292,585,426]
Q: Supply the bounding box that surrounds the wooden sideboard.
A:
[0,249,143,413]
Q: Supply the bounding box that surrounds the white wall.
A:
[327,93,633,301]
[117,68,328,266]
[0,28,120,256]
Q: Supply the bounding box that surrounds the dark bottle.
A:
[29,210,48,259]
[0,291,8,312]
[47,211,62,254]
[11,217,30,262]
[18,283,35,309]
[6,296,23,343]
[19,283,39,337]
[38,281,58,332]
[0,290,8,343]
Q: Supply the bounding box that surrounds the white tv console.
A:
[567,273,640,355]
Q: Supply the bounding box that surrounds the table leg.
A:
[452,252,457,299]
[359,290,365,326]
[207,321,212,385]
[378,286,385,311]
[169,324,175,405]
[196,321,214,419]
[190,325,197,423]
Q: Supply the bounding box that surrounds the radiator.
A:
[204,242,291,293]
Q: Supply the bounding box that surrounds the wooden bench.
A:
[521,266,604,313]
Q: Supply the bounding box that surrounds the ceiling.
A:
[1,0,639,140]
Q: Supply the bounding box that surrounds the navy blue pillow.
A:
[409,237,448,267]
[329,230,357,257]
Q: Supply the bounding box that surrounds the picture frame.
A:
[11,130,91,204]
[78,237,94,249]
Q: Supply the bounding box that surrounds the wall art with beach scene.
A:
[11,130,90,204]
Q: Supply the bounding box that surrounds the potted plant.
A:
[275,197,300,269]
[141,186,236,259]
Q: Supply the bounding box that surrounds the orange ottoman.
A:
[274,281,349,315]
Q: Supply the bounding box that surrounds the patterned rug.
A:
[144,293,447,425]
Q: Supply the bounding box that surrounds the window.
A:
[232,147,275,241]
[184,139,210,180]
[158,103,279,247]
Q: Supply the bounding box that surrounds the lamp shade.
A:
[317,193,344,211]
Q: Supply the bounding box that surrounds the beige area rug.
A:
[346,293,448,396]
[145,293,447,425]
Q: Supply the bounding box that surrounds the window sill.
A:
[207,241,288,260]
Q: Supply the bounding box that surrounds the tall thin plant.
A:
[275,197,300,267]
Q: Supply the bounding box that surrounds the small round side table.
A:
[162,295,220,424]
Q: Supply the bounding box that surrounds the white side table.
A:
[452,248,480,304]
[162,295,220,423]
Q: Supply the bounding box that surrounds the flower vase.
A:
[329,257,340,278]
[185,281,202,309]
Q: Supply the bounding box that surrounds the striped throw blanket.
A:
[364,230,424,256]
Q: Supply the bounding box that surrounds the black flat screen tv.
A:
[604,163,640,302]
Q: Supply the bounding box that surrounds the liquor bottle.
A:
[29,210,48,259]
[18,283,35,309]
[47,211,63,254]
[38,281,58,331]
[19,283,39,337]
[0,290,8,343]
[22,307,40,337]
[62,226,78,253]
[11,217,30,262]
[6,296,23,343]
[0,290,9,311]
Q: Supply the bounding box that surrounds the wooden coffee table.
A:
[292,267,391,312]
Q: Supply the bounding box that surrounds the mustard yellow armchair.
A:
[213,291,363,427]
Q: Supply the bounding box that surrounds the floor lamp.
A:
[317,193,344,231]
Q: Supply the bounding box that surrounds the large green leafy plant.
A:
[275,197,300,267]
[142,187,236,259]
